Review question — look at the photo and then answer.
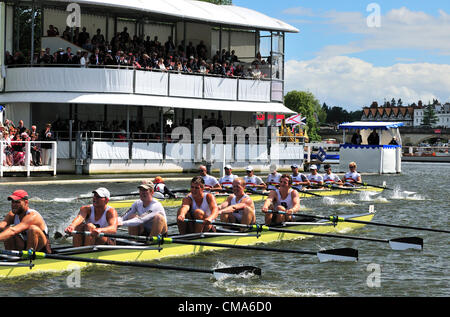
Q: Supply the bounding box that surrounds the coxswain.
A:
[307,165,324,188]
[344,162,362,186]
[177,176,219,234]
[119,182,168,237]
[244,166,266,190]
[152,176,176,198]
[219,178,255,226]
[65,187,118,246]
[291,164,310,191]
[323,164,343,186]
[0,190,51,253]
[198,165,222,190]
[262,174,301,225]
[266,164,282,190]
[219,165,238,190]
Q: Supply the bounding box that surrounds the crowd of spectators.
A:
[5,25,270,80]
[0,119,54,167]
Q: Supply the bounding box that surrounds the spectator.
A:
[17,120,27,135]
[92,28,105,46]
[30,133,42,166]
[40,123,54,166]
[11,133,25,166]
[80,51,89,67]
[89,48,103,66]
[78,27,90,47]
[47,25,59,37]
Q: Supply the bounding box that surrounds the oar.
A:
[188,219,423,251]
[266,212,423,251]
[292,213,450,234]
[324,184,360,192]
[0,249,261,277]
[70,231,358,263]
[355,181,393,191]
[293,188,324,198]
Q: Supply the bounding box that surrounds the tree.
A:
[284,91,323,141]
[397,98,403,107]
[421,104,438,127]
[391,98,396,107]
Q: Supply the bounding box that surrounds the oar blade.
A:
[388,237,423,251]
[317,248,359,263]
[213,266,261,278]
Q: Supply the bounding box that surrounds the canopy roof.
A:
[338,121,405,130]
[43,0,299,33]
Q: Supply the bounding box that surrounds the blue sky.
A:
[234,0,450,110]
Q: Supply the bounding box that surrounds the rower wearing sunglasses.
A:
[344,162,362,187]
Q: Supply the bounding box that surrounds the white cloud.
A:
[285,56,450,110]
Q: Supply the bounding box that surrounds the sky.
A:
[233,0,450,111]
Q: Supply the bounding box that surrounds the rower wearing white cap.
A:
[243,166,266,190]
[291,164,310,191]
[307,165,324,188]
[65,187,118,247]
[118,181,168,237]
[219,165,238,190]
[198,165,222,190]
[266,163,282,191]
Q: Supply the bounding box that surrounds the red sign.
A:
[256,114,285,121]
[434,129,441,134]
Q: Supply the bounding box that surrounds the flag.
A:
[317,147,327,162]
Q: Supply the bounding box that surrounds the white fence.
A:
[0,141,57,176]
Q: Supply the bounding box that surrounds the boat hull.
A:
[0,212,374,278]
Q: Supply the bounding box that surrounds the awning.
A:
[43,0,299,33]
[339,121,405,130]
[0,92,295,114]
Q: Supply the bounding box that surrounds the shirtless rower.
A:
[177,176,219,234]
[291,164,310,191]
[244,166,266,190]
[262,174,301,225]
[323,164,343,186]
[119,182,168,237]
[344,162,362,186]
[219,165,238,190]
[219,178,255,225]
[65,187,118,246]
[0,190,51,253]
[198,165,222,190]
[307,165,324,188]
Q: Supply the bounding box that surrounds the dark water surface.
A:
[0,162,448,297]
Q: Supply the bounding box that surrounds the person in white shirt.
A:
[244,166,266,190]
[323,164,343,186]
[266,164,282,191]
[344,162,362,186]
[307,165,324,187]
[198,165,222,190]
[119,182,168,237]
[219,165,238,190]
[291,164,310,191]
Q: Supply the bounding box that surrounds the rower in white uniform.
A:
[177,176,219,234]
[65,187,118,247]
[198,165,222,190]
[119,182,168,237]
[266,164,282,191]
[244,166,266,190]
[291,164,310,191]
[219,178,255,225]
[262,174,301,225]
[219,165,238,190]
[0,190,51,253]
[344,162,362,186]
[307,165,324,188]
[323,164,343,186]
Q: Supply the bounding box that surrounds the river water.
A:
[0,162,448,299]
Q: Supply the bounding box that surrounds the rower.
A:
[153,176,176,198]
[65,187,118,247]
[307,165,324,188]
[199,165,222,191]
[119,182,168,237]
[0,190,51,253]
[244,166,266,190]
[219,178,255,226]
[262,174,301,225]
[177,176,219,234]
[344,162,362,187]
[291,164,310,191]
[323,164,343,186]
[219,164,238,190]
[266,163,282,191]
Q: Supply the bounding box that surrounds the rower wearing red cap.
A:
[0,190,51,253]
[64,187,118,246]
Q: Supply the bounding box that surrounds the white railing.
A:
[0,141,57,177]
[403,146,450,157]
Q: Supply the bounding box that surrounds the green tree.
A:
[284,91,322,141]
[421,104,438,127]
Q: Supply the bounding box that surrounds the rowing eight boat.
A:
[108,185,385,209]
[0,210,375,278]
